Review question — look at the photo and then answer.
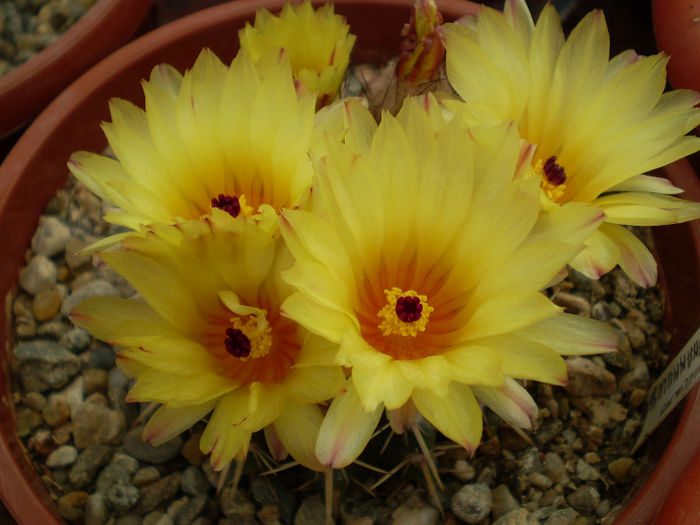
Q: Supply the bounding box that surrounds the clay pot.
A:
[0,0,698,522]
[0,0,153,138]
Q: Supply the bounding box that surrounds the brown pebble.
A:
[52,424,72,445]
[29,429,57,456]
[42,395,71,427]
[608,457,636,483]
[566,357,617,397]
[552,292,591,316]
[32,288,62,321]
[59,491,89,507]
[257,504,281,525]
[83,369,107,395]
[181,431,206,466]
[65,238,92,270]
[629,388,646,408]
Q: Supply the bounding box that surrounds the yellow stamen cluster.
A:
[230,314,272,359]
[534,158,567,204]
[377,287,434,337]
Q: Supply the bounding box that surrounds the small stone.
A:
[591,302,612,322]
[17,408,43,439]
[14,339,81,391]
[69,444,114,488]
[175,495,207,525]
[85,493,107,525]
[220,487,255,518]
[29,429,56,456]
[123,425,183,464]
[294,495,325,525]
[60,326,92,353]
[37,318,70,339]
[89,344,116,370]
[534,419,564,448]
[552,292,590,316]
[133,466,161,486]
[542,453,568,484]
[251,476,296,523]
[24,391,48,411]
[32,288,62,321]
[103,480,140,513]
[451,483,492,524]
[454,459,476,482]
[61,279,120,316]
[567,486,600,515]
[111,452,140,476]
[544,508,580,525]
[493,508,536,525]
[582,452,600,464]
[629,388,646,408]
[115,514,143,525]
[96,463,131,492]
[565,357,617,397]
[181,431,206,466]
[391,492,439,525]
[19,255,58,295]
[84,368,107,395]
[574,398,627,429]
[32,216,71,256]
[608,457,636,484]
[491,484,519,518]
[181,466,209,496]
[596,499,611,518]
[46,445,79,468]
[575,459,600,481]
[528,473,552,490]
[58,491,88,522]
[71,401,126,448]
[135,473,182,514]
[619,356,650,393]
[257,504,282,525]
[65,237,92,270]
[42,394,71,427]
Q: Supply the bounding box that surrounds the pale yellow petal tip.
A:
[239,0,355,101]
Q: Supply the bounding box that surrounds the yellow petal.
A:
[472,377,537,429]
[282,365,344,405]
[127,369,236,406]
[273,400,325,471]
[515,312,619,355]
[315,381,382,468]
[412,382,482,453]
[594,192,700,226]
[143,400,217,445]
[484,335,568,385]
[442,345,504,387]
[352,360,413,412]
[568,227,622,279]
[599,222,658,287]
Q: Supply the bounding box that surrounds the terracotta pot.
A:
[0,0,698,522]
[0,0,153,139]
[652,0,700,92]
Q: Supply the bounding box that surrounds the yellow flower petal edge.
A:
[239,0,355,106]
[281,95,616,463]
[68,48,315,242]
[72,213,343,471]
[444,0,700,285]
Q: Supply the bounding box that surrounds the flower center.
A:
[225,314,272,360]
[210,193,254,218]
[536,156,567,203]
[377,287,434,337]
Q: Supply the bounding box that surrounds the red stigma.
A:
[395,296,423,323]
[211,194,241,217]
[543,156,566,186]
[225,328,251,358]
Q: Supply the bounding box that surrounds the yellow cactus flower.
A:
[397,0,446,84]
[68,48,315,237]
[70,210,344,471]
[444,0,700,287]
[239,0,355,106]
[280,96,619,467]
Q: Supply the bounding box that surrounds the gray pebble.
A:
[123,426,183,464]
[528,472,552,490]
[491,484,519,518]
[89,344,116,370]
[251,476,296,523]
[19,255,58,295]
[37,318,70,339]
[32,216,72,256]
[104,480,140,513]
[111,452,140,476]
[181,466,209,496]
[294,495,325,525]
[619,355,650,393]
[542,453,568,484]
[115,514,143,525]
[96,463,131,492]
[454,459,476,481]
[135,472,182,514]
[575,459,600,481]
[133,466,161,487]
[61,278,120,316]
[46,444,78,468]
[565,357,617,397]
[85,493,107,525]
[391,496,440,525]
[544,508,580,525]
[566,486,600,515]
[13,339,81,391]
[220,486,255,518]
[493,508,537,525]
[84,368,107,395]
[71,401,126,448]
[174,495,207,525]
[60,326,92,352]
[574,397,627,429]
[69,444,114,488]
[451,483,492,524]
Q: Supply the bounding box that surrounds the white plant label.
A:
[633,326,700,453]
